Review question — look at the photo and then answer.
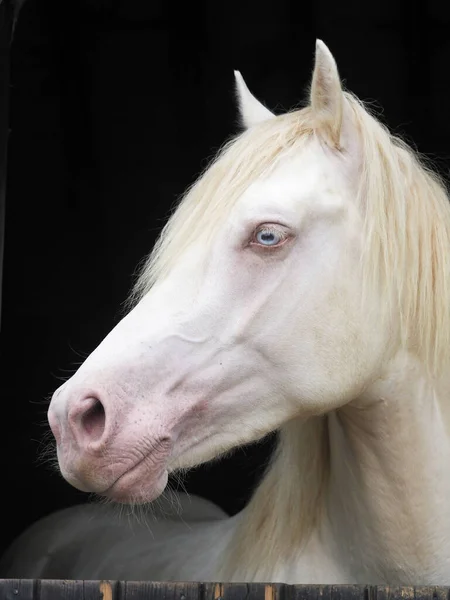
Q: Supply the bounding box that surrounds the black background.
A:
[1,0,450,560]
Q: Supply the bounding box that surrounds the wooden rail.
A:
[0,582,449,600]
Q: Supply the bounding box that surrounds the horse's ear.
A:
[310,40,345,148]
[234,71,276,129]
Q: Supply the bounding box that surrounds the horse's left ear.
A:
[234,71,276,129]
[310,40,351,149]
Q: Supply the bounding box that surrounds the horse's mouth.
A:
[102,455,170,504]
[58,436,174,504]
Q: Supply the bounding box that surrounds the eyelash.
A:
[249,224,291,248]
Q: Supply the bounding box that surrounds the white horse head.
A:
[48,40,450,504]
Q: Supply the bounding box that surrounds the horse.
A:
[2,39,450,585]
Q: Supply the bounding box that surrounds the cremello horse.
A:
[2,40,450,585]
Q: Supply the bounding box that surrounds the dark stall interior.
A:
[1,0,450,559]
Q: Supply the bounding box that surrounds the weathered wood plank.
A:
[369,587,450,600]
[1,583,450,600]
[39,579,115,600]
[0,578,35,600]
[282,586,365,600]
[206,582,271,600]
[122,581,202,600]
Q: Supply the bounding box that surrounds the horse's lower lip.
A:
[103,455,147,492]
[102,457,169,503]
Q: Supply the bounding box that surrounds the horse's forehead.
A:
[237,143,345,214]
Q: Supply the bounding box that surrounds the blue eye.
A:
[255,228,283,246]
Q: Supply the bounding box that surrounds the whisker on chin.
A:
[34,427,59,471]
[169,470,190,498]
[50,372,75,384]
[29,396,53,407]
[67,341,90,361]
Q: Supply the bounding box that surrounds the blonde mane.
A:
[131,93,450,378]
[219,416,330,582]
[344,93,450,377]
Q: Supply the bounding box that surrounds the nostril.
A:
[80,398,106,443]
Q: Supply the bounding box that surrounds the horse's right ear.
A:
[234,71,276,129]
[310,40,344,148]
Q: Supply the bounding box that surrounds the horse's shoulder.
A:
[0,494,227,578]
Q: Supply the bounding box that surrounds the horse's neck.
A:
[222,352,450,584]
[329,351,450,583]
